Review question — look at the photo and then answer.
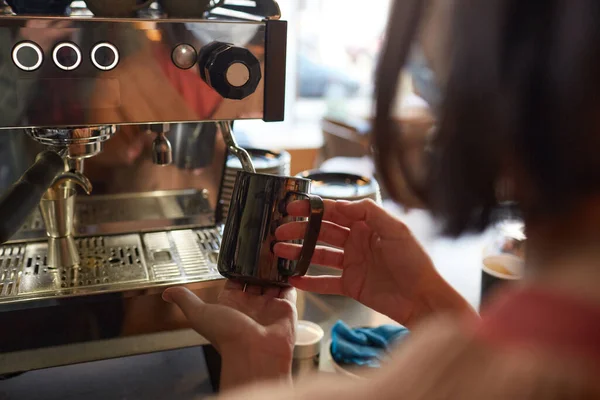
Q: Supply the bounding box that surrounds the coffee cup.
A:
[218,171,324,286]
[480,254,523,307]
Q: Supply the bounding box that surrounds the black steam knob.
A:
[197,42,262,100]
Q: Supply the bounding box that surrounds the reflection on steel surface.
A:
[9,189,215,242]
[26,125,117,158]
[221,148,291,218]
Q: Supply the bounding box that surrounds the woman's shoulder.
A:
[371,314,600,399]
[477,285,600,365]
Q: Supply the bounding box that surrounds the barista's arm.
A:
[163,283,296,391]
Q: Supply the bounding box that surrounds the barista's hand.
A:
[163,281,296,390]
[275,199,475,328]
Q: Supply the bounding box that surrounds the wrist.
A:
[220,347,293,392]
[412,273,479,324]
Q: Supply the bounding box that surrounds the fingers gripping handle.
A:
[295,194,324,276]
[280,192,324,277]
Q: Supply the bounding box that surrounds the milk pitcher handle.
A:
[279,192,324,277]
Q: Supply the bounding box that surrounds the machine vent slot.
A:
[144,229,221,282]
[0,244,25,297]
[196,229,221,252]
[171,230,209,276]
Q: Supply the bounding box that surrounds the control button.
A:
[91,42,119,71]
[226,62,250,87]
[52,42,82,71]
[12,41,43,71]
[172,43,197,70]
[198,42,262,100]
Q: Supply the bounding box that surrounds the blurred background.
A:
[235,0,431,177]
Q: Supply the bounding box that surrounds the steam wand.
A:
[218,121,255,173]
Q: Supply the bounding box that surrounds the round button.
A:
[226,63,250,87]
[12,41,43,71]
[172,43,197,70]
[91,42,119,71]
[53,42,82,71]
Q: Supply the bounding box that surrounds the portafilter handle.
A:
[0,151,65,244]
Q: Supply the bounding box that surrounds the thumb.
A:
[163,287,221,345]
[337,199,408,240]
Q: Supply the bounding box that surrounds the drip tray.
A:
[0,228,223,304]
[18,235,148,296]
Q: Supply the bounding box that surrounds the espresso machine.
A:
[0,0,286,376]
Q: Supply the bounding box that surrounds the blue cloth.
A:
[330,320,409,368]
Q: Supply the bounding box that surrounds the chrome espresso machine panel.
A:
[0,3,287,375]
[0,16,285,128]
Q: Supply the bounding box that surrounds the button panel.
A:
[0,18,272,127]
[12,41,43,71]
[52,42,82,71]
[91,42,119,71]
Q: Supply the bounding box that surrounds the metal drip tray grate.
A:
[144,229,221,282]
[0,228,223,304]
[0,245,25,297]
[18,235,149,296]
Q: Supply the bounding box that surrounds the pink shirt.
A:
[478,287,600,369]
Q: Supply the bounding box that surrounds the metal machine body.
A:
[0,2,286,374]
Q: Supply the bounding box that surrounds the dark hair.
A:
[375,0,600,236]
